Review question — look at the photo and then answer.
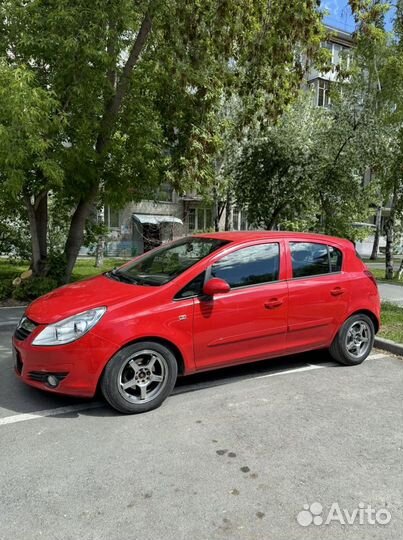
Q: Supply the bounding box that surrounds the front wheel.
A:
[329,314,375,366]
[101,341,178,414]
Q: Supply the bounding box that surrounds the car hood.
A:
[26,275,154,324]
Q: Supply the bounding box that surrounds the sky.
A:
[322,0,396,33]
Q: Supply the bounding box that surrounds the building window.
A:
[240,212,248,231]
[321,40,351,68]
[154,183,174,202]
[232,208,248,230]
[317,79,330,107]
[105,206,120,228]
[232,208,240,230]
[188,207,213,231]
[188,208,196,231]
[205,208,213,229]
[197,208,205,230]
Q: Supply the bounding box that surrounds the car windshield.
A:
[107,237,229,287]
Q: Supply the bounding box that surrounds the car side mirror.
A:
[203,277,230,297]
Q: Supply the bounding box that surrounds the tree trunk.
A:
[24,192,49,277]
[397,258,403,280]
[61,11,152,283]
[384,190,397,280]
[370,205,382,260]
[384,221,394,279]
[224,189,232,231]
[95,239,105,268]
[63,194,96,283]
[94,206,106,267]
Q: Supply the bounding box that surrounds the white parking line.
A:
[0,402,103,426]
[0,320,19,327]
[253,363,325,380]
[368,352,388,360]
[0,351,389,428]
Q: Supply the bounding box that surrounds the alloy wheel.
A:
[345,320,371,359]
[117,349,168,404]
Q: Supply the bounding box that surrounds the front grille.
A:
[28,371,68,383]
[14,350,23,375]
[14,317,37,342]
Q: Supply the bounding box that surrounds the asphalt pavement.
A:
[377,283,403,306]
[0,306,402,540]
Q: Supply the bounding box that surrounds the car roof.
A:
[194,231,353,248]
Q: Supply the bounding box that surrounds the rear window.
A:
[290,242,343,278]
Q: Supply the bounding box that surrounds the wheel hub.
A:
[136,368,151,383]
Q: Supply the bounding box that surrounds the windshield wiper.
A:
[107,269,139,285]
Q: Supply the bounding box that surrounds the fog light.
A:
[47,375,59,388]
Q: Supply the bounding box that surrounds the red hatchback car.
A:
[13,232,380,414]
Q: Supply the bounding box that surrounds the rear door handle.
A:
[264,298,283,309]
[331,287,345,296]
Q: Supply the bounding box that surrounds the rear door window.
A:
[290,242,342,278]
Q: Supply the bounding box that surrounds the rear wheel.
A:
[101,341,178,414]
[329,314,375,366]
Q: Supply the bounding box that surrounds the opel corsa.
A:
[13,232,380,414]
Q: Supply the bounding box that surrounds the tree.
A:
[234,87,378,238]
[349,0,403,278]
[234,96,321,230]
[0,0,325,282]
[0,61,63,274]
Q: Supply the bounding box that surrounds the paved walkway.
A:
[378,282,403,306]
[366,261,396,270]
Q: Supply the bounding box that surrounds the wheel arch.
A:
[99,336,187,383]
[346,309,380,334]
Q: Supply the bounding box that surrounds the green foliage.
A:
[234,90,378,239]
[0,258,127,302]
[379,302,403,343]
[0,279,13,301]
[235,96,321,230]
[0,61,64,197]
[0,208,32,261]
[0,0,326,280]
[12,277,58,301]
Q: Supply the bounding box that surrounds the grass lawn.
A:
[379,302,403,344]
[0,257,130,283]
[362,257,385,263]
[370,268,403,286]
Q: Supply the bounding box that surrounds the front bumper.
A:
[13,324,119,398]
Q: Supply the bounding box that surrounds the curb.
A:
[0,305,27,309]
[374,337,403,357]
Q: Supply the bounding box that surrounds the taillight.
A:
[364,270,378,288]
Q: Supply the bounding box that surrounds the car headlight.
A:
[32,307,106,346]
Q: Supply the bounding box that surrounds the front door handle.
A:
[264,298,283,309]
[331,287,345,296]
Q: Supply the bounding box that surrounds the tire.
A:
[329,314,375,366]
[101,341,178,414]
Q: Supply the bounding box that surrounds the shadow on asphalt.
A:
[0,336,340,418]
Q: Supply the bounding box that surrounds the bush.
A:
[12,277,58,301]
[0,279,13,301]
[47,252,67,284]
